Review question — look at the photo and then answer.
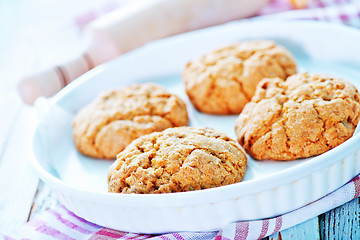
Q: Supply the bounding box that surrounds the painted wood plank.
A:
[319,198,360,240]
[0,91,22,159]
[0,104,39,235]
[28,180,59,221]
[269,217,320,240]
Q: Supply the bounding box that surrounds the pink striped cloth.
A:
[5,0,360,239]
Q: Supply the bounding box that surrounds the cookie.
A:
[182,40,297,115]
[72,83,189,159]
[108,127,247,193]
[235,73,360,161]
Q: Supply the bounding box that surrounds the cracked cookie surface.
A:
[108,127,247,193]
[235,73,360,161]
[182,40,297,115]
[72,83,189,159]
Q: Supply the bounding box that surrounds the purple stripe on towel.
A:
[49,210,92,234]
[35,224,76,240]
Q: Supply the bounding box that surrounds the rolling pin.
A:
[18,0,268,105]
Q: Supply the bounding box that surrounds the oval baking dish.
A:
[31,20,360,234]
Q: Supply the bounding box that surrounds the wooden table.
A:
[0,88,359,239]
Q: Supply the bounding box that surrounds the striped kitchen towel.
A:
[259,0,360,27]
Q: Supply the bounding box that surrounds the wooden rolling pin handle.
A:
[18,26,120,105]
[17,54,93,105]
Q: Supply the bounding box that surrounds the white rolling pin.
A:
[18,0,268,105]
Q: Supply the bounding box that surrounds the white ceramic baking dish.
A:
[31,20,360,234]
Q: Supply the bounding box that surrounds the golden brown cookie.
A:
[72,83,189,159]
[108,127,247,194]
[235,73,360,161]
[182,40,297,115]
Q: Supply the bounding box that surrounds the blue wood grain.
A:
[268,217,320,240]
[319,198,360,240]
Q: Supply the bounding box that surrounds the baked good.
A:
[235,73,360,161]
[72,83,189,159]
[182,40,297,114]
[108,127,247,193]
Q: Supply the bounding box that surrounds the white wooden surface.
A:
[0,92,37,235]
